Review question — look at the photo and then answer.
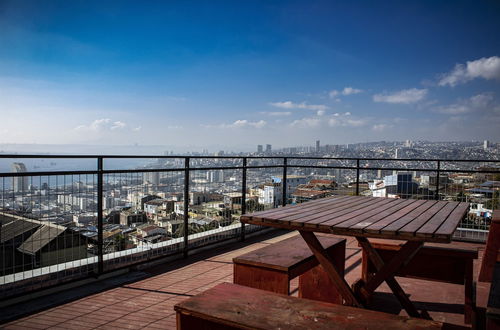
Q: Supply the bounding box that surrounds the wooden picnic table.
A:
[240,195,469,319]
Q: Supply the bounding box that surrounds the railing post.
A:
[183,157,190,258]
[241,157,247,241]
[97,157,104,275]
[282,157,287,207]
[435,160,441,201]
[355,159,360,196]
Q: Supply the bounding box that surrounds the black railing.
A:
[0,154,499,299]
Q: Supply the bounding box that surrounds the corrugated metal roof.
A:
[310,179,335,185]
[0,212,68,255]
[17,225,66,255]
[0,215,41,243]
[291,189,327,198]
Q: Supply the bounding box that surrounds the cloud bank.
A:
[269,101,328,111]
[438,56,500,87]
[373,88,427,104]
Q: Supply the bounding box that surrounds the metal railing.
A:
[0,154,499,299]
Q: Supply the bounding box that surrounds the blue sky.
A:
[1,0,500,150]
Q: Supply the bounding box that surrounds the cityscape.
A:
[1,139,499,277]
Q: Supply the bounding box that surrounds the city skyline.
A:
[1,1,500,148]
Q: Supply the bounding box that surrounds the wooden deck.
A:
[0,230,490,330]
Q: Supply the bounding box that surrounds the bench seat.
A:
[233,234,345,303]
[174,282,452,330]
[486,262,500,329]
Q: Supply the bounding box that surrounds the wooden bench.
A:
[479,211,500,282]
[233,234,345,304]
[360,239,478,324]
[486,262,500,330]
[478,211,500,329]
[174,282,453,330]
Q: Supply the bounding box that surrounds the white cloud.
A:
[74,118,111,131]
[342,87,363,95]
[215,120,267,129]
[343,119,366,127]
[260,111,292,116]
[373,88,428,104]
[434,104,469,115]
[269,101,328,111]
[328,90,339,98]
[133,126,142,131]
[201,120,266,129]
[74,119,132,132]
[317,110,325,116]
[434,93,494,115]
[253,120,268,128]
[111,121,126,130]
[469,93,494,108]
[291,117,321,128]
[329,87,362,99]
[372,124,393,132]
[292,112,367,129]
[438,56,500,87]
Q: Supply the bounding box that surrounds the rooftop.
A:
[0,229,490,330]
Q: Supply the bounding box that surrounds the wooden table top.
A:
[241,196,469,243]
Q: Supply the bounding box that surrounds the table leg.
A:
[299,231,362,307]
[356,237,429,319]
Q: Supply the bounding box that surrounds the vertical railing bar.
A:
[356,159,360,196]
[436,160,441,201]
[183,157,190,258]
[282,157,287,207]
[97,157,104,275]
[241,157,247,241]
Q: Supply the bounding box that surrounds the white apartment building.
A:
[11,162,29,193]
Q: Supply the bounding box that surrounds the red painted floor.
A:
[2,231,488,329]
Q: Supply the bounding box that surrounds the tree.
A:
[173,221,220,238]
[485,191,500,210]
[455,191,467,202]
[114,234,127,251]
[246,199,264,213]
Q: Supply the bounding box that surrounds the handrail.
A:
[0,154,499,162]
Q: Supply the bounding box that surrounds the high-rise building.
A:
[257,145,263,153]
[11,162,29,193]
[207,170,224,183]
[265,144,272,153]
[143,172,160,185]
[316,140,320,152]
[484,140,490,150]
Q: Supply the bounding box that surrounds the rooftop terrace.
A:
[0,229,490,329]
